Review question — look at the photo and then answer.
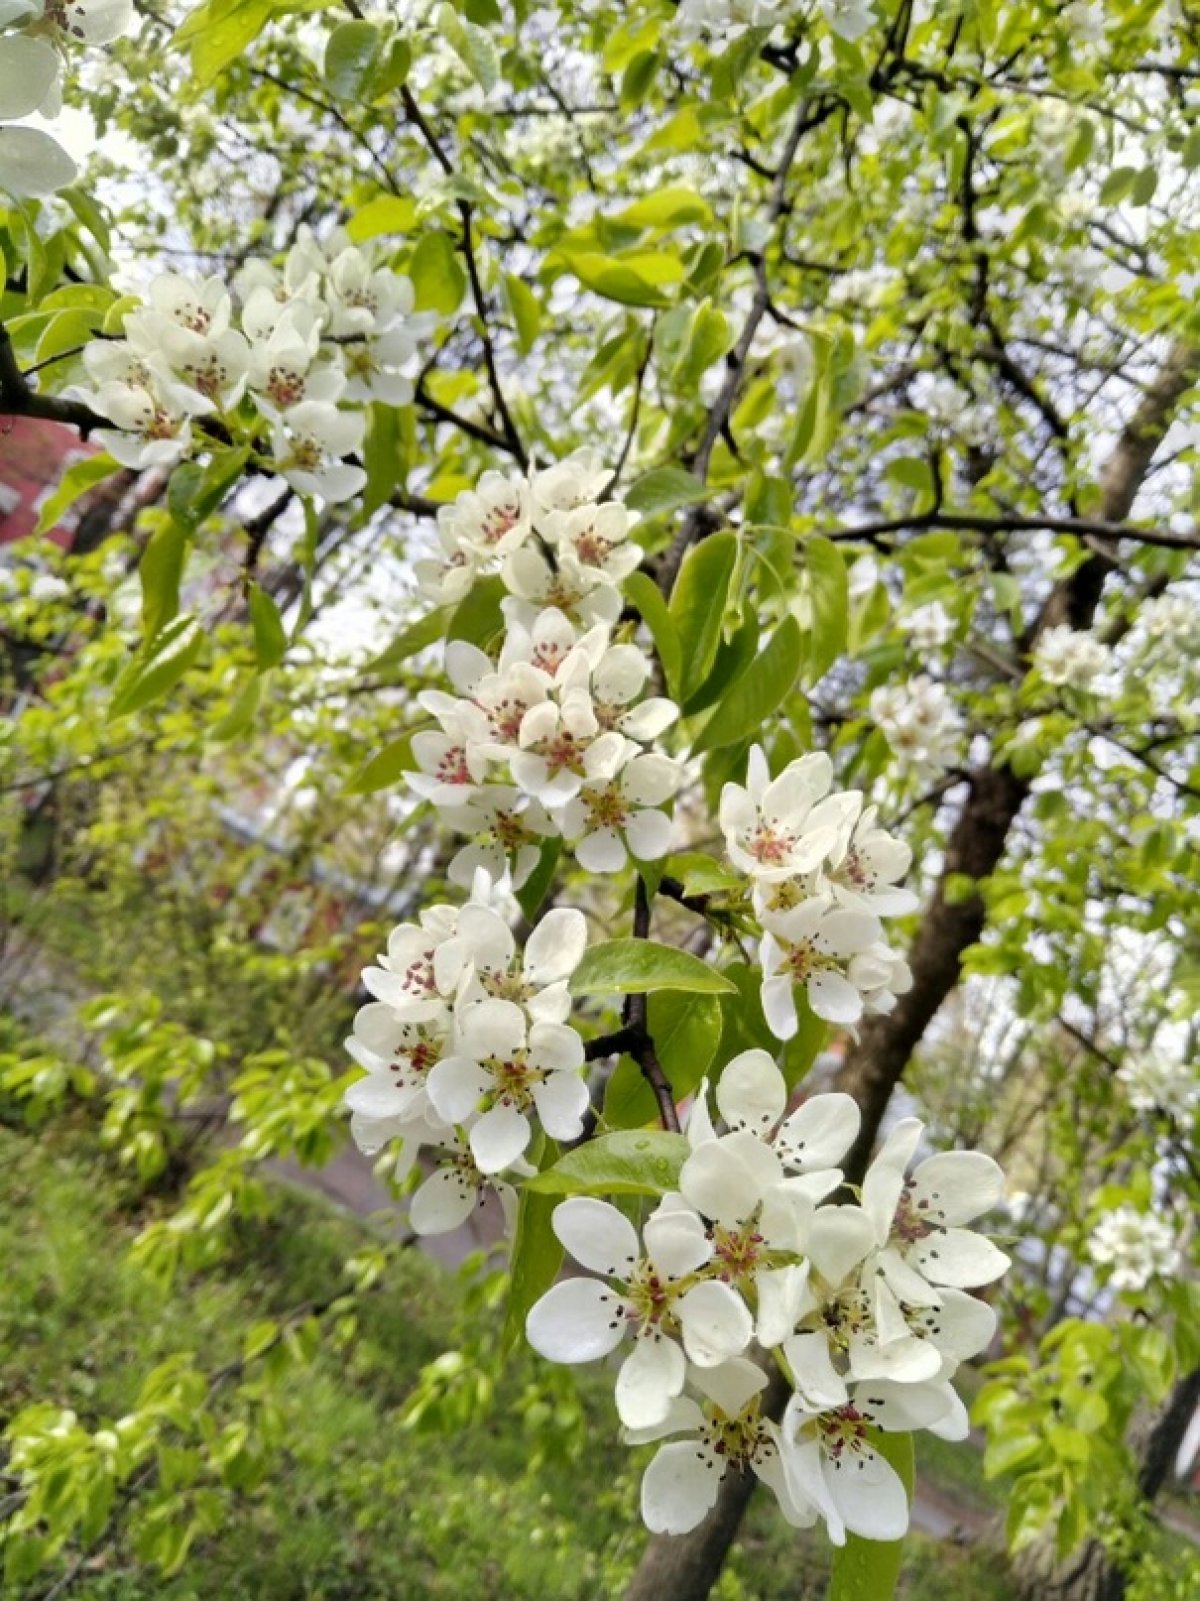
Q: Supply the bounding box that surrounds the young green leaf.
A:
[109,615,205,719]
[570,939,735,996]
[669,530,738,701]
[692,616,803,754]
[525,1131,693,1197]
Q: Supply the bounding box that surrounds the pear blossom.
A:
[425,997,587,1170]
[780,1378,961,1546]
[528,447,612,515]
[675,0,790,43]
[687,1051,860,1197]
[758,897,894,1034]
[818,804,918,915]
[269,401,366,503]
[1116,1055,1198,1122]
[90,379,194,469]
[860,1118,1011,1294]
[247,303,345,418]
[557,750,680,873]
[900,602,955,652]
[631,1360,810,1535]
[407,1125,529,1236]
[869,676,964,774]
[721,747,860,884]
[1088,1204,1181,1292]
[344,1005,451,1130]
[526,1195,760,1424]
[406,704,492,808]
[435,903,587,1023]
[441,786,557,890]
[821,0,876,42]
[1034,625,1111,690]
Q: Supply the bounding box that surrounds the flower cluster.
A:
[869,676,965,774]
[675,0,874,43]
[1034,626,1111,691]
[73,228,434,501]
[1088,1203,1181,1293]
[0,0,131,198]
[526,1053,1009,1541]
[719,746,915,1037]
[409,453,682,880]
[1116,1055,1198,1124]
[344,872,590,1228]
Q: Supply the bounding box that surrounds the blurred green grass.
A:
[0,1117,1020,1601]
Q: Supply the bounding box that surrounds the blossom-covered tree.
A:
[0,1,1196,1598]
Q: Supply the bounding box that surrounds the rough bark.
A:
[619,346,1199,1601]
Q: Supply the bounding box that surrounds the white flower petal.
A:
[641,1440,723,1535]
[530,1069,589,1140]
[615,1334,686,1428]
[716,1049,786,1135]
[526,1277,629,1363]
[677,1281,754,1367]
[911,1151,1005,1225]
[551,1196,639,1276]
[524,907,587,985]
[409,1166,478,1234]
[469,1103,531,1173]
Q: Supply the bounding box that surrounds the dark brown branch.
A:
[810,508,1200,553]
[0,321,106,436]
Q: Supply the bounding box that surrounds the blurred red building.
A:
[0,416,105,549]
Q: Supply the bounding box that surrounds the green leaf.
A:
[693,616,802,754]
[570,939,735,997]
[33,452,121,538]
[516,840,561,923]
[604,992,721,1128]
[109,615,205,719]
[669,530,738,700]
[683,613,758,717]
[438,1,499,91]
[167,449,252,531]
[176,0,274,88]
[557,250,680,309]
[139,521,188,641]
[344,727,425,794]
[366,608,448,673]
[503,273,541,354]
[448,575,505,647]
[410,231,466,314]
[248,585,288,668]
[526,1131,693,1197]
[611,185,713,231]
[803,536,848,683]
[625,571,682,697]
[348,195,419,242]
[673,299,733,389]
[625,466,713,518]
[827,1431,914,1601]
[212,671,265,741]
[323,19,382,99]
[1099,166,1138,206]
[503,1187,563,1354]
[664,852,743,896]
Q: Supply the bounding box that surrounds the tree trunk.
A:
[619,345,1199,1601]
[1013,1366,1200,1601]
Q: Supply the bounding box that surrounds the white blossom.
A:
[869,676,964,774]
[721,746,859,884]
[1035,625,1111,690]
[632,1360,811,1534]
[525,1195,756,1425]
[758,897,896,1034]
[1116,1055,1199,1122]
[425,997,587,1170]
[1089,1204,1182,1292]
[900,602,955,652]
